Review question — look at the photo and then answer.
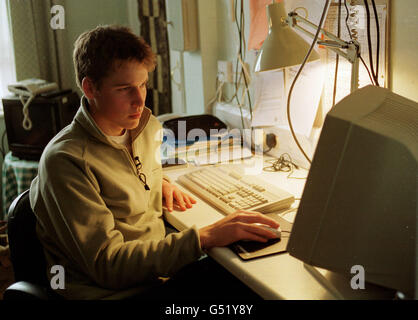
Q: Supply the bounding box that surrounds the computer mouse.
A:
[254,223,281,239]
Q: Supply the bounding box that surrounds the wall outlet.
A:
[262,125,321,170]
[217,60,233,83]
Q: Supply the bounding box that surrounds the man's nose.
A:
[131,86,145,106]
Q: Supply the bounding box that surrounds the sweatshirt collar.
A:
[74,96,152,144]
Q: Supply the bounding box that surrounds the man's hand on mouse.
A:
[198,210,280,250]
[162,179,196,212]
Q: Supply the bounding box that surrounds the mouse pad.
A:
[229,215,293,260]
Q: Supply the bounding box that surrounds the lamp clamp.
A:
[285,10,360,92]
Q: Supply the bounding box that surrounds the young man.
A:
[29,25,279,299]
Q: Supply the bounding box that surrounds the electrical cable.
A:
[370,0,380,86]
[240,0,253,121]
[263,153,307,179]
[293,7,308,19]
[231,0,254,129]
[19,94,35,130]
[343,0,352,38]
[234,2,246,128]
[206,76,226,111]
[344,0,353,38]
[240,0,246,61]
[234,0,242,103]
[286,0,331,165]
[234,0,245,129]
[360,56,376,85]
[363,0,379,86]
[332,0,342,107]
[344,0,376,86]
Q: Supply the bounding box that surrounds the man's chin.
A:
[126,118,140,129]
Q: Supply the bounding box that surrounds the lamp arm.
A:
[288,13,346,46]
[286,12,360,92]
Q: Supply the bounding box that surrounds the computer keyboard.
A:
[177,166,295,215]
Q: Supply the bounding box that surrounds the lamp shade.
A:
[254,2,320,72]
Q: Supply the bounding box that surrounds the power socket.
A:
[263,126,320,170]
[217,60,233,83]
[264,133,277,150]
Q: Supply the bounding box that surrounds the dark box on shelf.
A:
[2,91,79,161]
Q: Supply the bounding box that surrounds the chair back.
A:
[7,189,48,286]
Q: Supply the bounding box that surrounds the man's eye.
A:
[118,87,131,91]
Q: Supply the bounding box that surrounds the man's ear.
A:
[81,77,98,100]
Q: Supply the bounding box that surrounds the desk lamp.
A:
[255,1,360,91]
[254,0,361,163]
[254,1,320,72]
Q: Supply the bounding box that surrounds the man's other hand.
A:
[162,179,196,212]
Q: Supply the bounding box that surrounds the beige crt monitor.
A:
[287,85,417,299]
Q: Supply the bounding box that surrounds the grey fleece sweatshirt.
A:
[30,97,203,299]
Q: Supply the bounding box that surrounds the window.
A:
[0,0,16,112]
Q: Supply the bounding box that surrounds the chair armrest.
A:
[3,281,49,300]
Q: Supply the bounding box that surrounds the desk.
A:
[163,156,396,300]
[2,152,38,219]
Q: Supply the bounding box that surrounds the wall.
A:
[185,0,418,116]
[215,0,256,108]
[185,0,332,118]
[389,0,418,102]
[61,0,136,94]
[192,0,218,115]
[168,0,218,115]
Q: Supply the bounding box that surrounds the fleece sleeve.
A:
[32,149,204,290]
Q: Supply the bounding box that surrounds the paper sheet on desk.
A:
[252,61,324,137]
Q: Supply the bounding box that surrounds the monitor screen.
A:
[287,85,417,299]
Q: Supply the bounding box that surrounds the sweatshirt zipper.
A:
[127,137,150,191]
[134,156,150,190]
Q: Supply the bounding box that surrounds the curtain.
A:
[137,0,172,116]
[6,0,73,91]
[0,0,16,103]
